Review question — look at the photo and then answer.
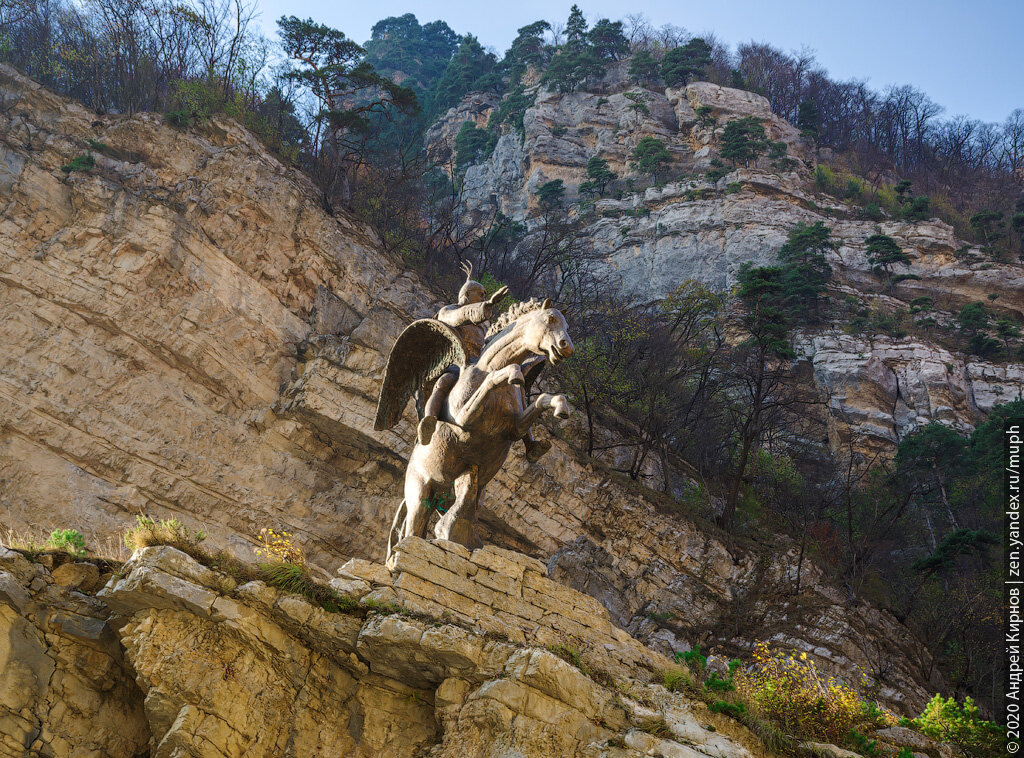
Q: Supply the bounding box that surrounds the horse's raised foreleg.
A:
[512,393,571,437]
[452,365,524,428]
[433,466,483,549]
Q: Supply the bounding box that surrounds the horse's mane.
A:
[485,298,549,340]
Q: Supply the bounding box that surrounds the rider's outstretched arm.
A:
[437,302,489,327]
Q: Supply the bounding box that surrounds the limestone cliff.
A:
[427,72,1024,453]
[0,61,940,730]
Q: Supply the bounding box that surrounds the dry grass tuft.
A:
[123,515,207,552]
[637,715,673,738]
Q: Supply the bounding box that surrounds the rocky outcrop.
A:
[2,542,778,758]
[424,91,500,166]
[795,332,1024,455]
[0,63,941,721]
[427,74,808,223]
[0,547,149,756]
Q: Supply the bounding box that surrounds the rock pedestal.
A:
[370,537,665,678]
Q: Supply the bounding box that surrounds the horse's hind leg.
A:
[403,467,432,541]
[434,467,483,549]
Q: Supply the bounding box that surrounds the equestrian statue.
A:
[373,263,574,558]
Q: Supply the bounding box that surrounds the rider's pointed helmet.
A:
[457,261,487,305]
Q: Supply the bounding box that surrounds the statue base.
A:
[433,509,483,550]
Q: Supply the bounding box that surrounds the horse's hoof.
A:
[508,368,524,386]
[524,439,551,462]
[417,416,437,445]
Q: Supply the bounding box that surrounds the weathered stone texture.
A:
[0,548,149,757]
[385,537,665,679]
[1,544,771,757]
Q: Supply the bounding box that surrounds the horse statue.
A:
[373,297,574,558]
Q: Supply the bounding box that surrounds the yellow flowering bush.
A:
[255,528,304,564]
[733,642,871,743]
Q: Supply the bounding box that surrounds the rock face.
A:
[427,73,1024,451]
[0,62,942,723]
[0,548,149,756]
[2,542,775,758]
[793,332,1024,457]
[427,74,807,225]
[0,63,432,567]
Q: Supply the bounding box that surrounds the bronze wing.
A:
[373,319,469,431]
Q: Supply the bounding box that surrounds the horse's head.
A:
[518,298,574,365]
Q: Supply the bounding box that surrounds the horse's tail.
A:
[386,499,407,564]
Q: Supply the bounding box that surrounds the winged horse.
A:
[373,297,574,558]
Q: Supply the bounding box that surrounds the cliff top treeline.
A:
[4,0,1021,243]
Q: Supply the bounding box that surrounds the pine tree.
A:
[623,91,650,123]
[628,50,659,86]
[631,137,671,178]
[564,5,588,47]
[864,233,910,289]
[588,19,628,60]
[719,117,768,166]
[536,179,566,206]
[660,38,712,87]
[969,209,1005,248]
[543,6,602,93]
[776,221,834,322]
[454,121,493,169]
[902,195,932,221]
[894,180,914,204]
[504,21,551,86]
[996,317,1021,350]
[958,301,990,334]
[431,35,498,116]
[278,17,417,152]
[736,263,794,357]
[695,105,715,127]
[585,155,617,194]
[958,302,1001,357]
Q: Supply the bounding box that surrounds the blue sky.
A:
[255,0,1022,123]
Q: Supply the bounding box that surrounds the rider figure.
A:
[418,262,551,462]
